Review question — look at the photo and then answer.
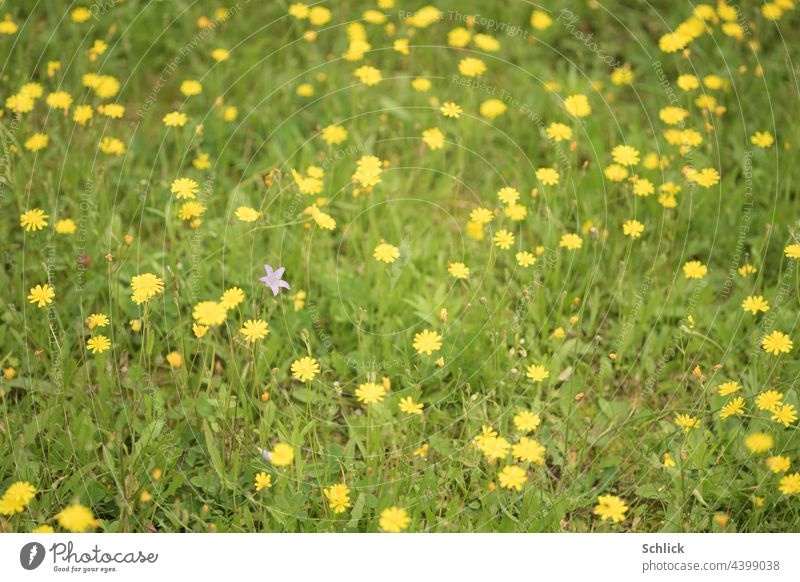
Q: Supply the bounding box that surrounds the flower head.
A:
[751,131,774,148]
[784,244,800,259]
[689,167,720,188]
[536,167,559,186]
[254,472,272,491]
[25,133,49,151]
[766,456,791,474]
[756,390,783,412]
[448,262,469,279]
[353,65,382,86]
[220,287,245,310]
[412,329,442,355]
[171,178,199,199]
[526,364,549,382]
[516,251,536,267]
[470,207,494,224]
[478,435,511,460]
[56,219,76,234]
[259,264,291,296]
[493,229,515,250]
[240,319,269,343]
[762,331,793,355]
[99,137,125,155]
[531,10,552,30]
[236,206,261,222]
[716,381,741,396]
[192,301,227,326]
[675,414,700,432]
[512,437,545,464]
[480,99,507,119]
[398,396,423,415]
[546,122,572,142]
[166,351,182,369]
[268,443,295,467]
[355,382,387,404]
[559,233,583,250]
[291,356,320,382]
[513,411,541,432]
[422,127,445,150]
[741,295,769,315]
[622,220,644,238]
[87,335,111,354]
[323,484,351,513]
[55,504,98,532]
[498,465,528,491]
[593,495,628,523]
[564,94,591,117]
[87,313,109,329]
[720,397,745,419]
[20,209,48,232]
[131,273,164,304]
[779,473,800,495]
[46,90,72,111]
[28,284,55,308]
[374,243,400,264]
[683,260,707,279]
[380,507,410,532]
[180,80,203,96]
[744,432,773,453]
[163,111,188,127]
[605,164,629,182]
[612,145,640,166]
[772,404,797,428]
[0,481,36,515]
[458,57,486,77]
[440,102,462,118]
[321,124,348,145]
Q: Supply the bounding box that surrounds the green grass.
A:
[1,0,800,532]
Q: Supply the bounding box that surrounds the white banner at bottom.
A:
[0,533,798,581]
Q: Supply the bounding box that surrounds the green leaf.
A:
[347,493,369,531]
[131,419,164,469]
[291,388,320,404]
[203,420,230,489]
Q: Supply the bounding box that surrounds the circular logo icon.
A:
[20,542,46,570]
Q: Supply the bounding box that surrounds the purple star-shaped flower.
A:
[259,264,291,296]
